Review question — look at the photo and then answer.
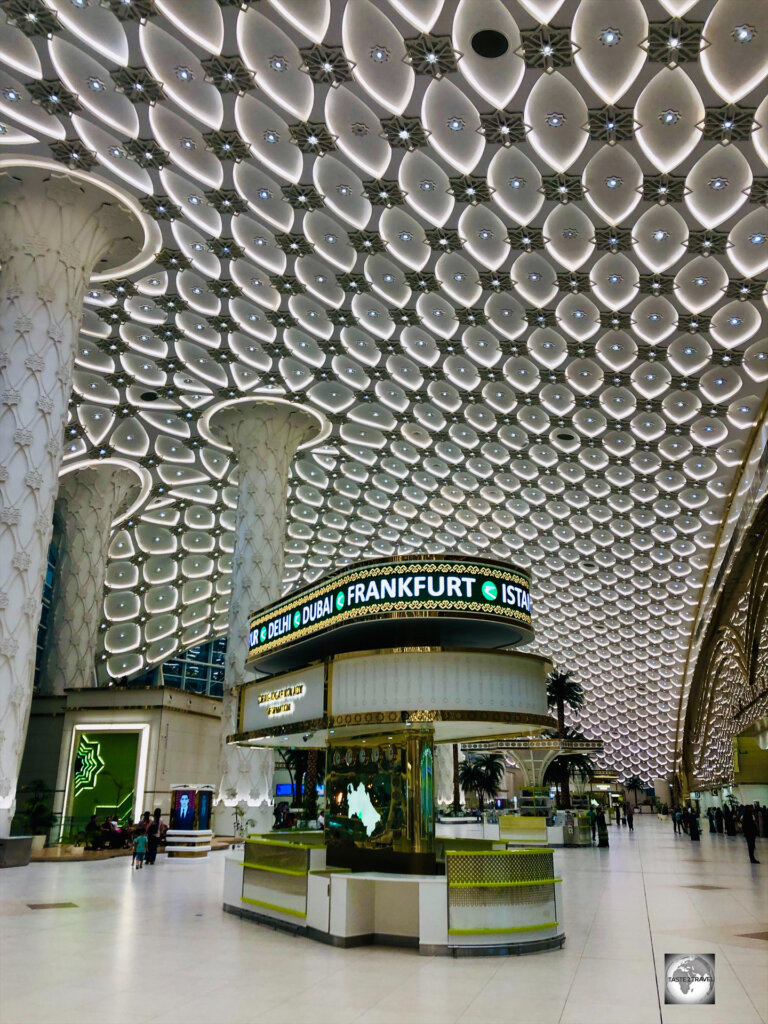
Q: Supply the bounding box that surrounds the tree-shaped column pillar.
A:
[0,160,149,835]
[205,398,327,818]
[38,462,146,696]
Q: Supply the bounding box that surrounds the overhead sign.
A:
[247,557,532,666]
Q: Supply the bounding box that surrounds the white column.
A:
[207,399,325,811]
[0,162,146,835]
[39,463,142,696]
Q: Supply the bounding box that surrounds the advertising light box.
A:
[247,557,533,673]
[241,664,325,735]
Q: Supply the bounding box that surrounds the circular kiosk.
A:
[223,556,564,955]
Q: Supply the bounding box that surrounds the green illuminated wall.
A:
[71,731,139,823]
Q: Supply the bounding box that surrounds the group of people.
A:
[671,802,762,864]
[671,805,702,841]
[131,810,166,869]
[83,809,166,867]
[84,814,132,851]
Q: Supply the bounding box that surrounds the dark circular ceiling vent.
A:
[556,431,576,442]
[471,30,509,58]
[140,391,158,402]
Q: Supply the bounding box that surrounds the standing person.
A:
[614,803,621,828]
[674,807,683,835]
[724,804,736,836]
[596,807,609,847]
[761,806,768,839]
[707,808,716,833]
[626,804,634,832]
[145,808,162,866]
[132,832,147,869]
[689,808,700,842]
[740,805,760,864]
[715,806,724,833]
[586,805,597,843]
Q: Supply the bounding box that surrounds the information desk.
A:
[224,836,565,956]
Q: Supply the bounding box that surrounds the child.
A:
[133,832,147,869]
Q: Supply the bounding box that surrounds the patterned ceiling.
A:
[2,0,767,778]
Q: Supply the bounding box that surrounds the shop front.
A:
[223,555,566,955]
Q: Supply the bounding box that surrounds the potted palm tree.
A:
[543,669,586,809]
[457,753,506,813]
[623,775,646,810]
[17,780,57,852]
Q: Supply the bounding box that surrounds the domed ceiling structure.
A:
[1,0,767,778]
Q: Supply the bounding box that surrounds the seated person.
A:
[85,814,104,850]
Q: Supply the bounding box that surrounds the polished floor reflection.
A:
[0,816,765,1024]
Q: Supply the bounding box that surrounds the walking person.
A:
[674,807,683,835]
[626,804,634,832]
[707,808,716,833]
[715,806,724,833]
[741,805,760,864]
[132,831,147,869]
[145,808,163,866]
[614,803,621,828]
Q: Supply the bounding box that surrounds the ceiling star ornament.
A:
[643,18,706,65]
[380,116,428,149]
[300,44,353,86]
[26,78,80,116]
[49,140,97,172]
[201,55,254,94]
[111,66,165,103]
[479,111,526,146]
[404,34,459,77]
[124,138,170,169]
[289,121,337,156]
[641,174,687,204]
[362,178,405,207]
[1,0,60,36]
[700,104,757,144]
[73,735,105,796]
[587,107,635,145]
[517,25,574,73]
[448,175,493,205]
[204,131,251,162]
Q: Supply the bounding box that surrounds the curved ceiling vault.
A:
[2,0,767,778]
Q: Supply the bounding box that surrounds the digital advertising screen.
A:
[172,789,196,829]
[197,791,212,831]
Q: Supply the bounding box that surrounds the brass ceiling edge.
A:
[672,388,768,771]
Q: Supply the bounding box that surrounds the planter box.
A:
[30,835,46,853]
[0,836,33,868]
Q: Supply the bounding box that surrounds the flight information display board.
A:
[247,557,532,668]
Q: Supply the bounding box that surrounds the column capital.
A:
[202,396,330,455]
[58,459,150,526]
[0,156,157,280]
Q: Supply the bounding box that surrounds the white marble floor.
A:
[0,816,765,1024]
